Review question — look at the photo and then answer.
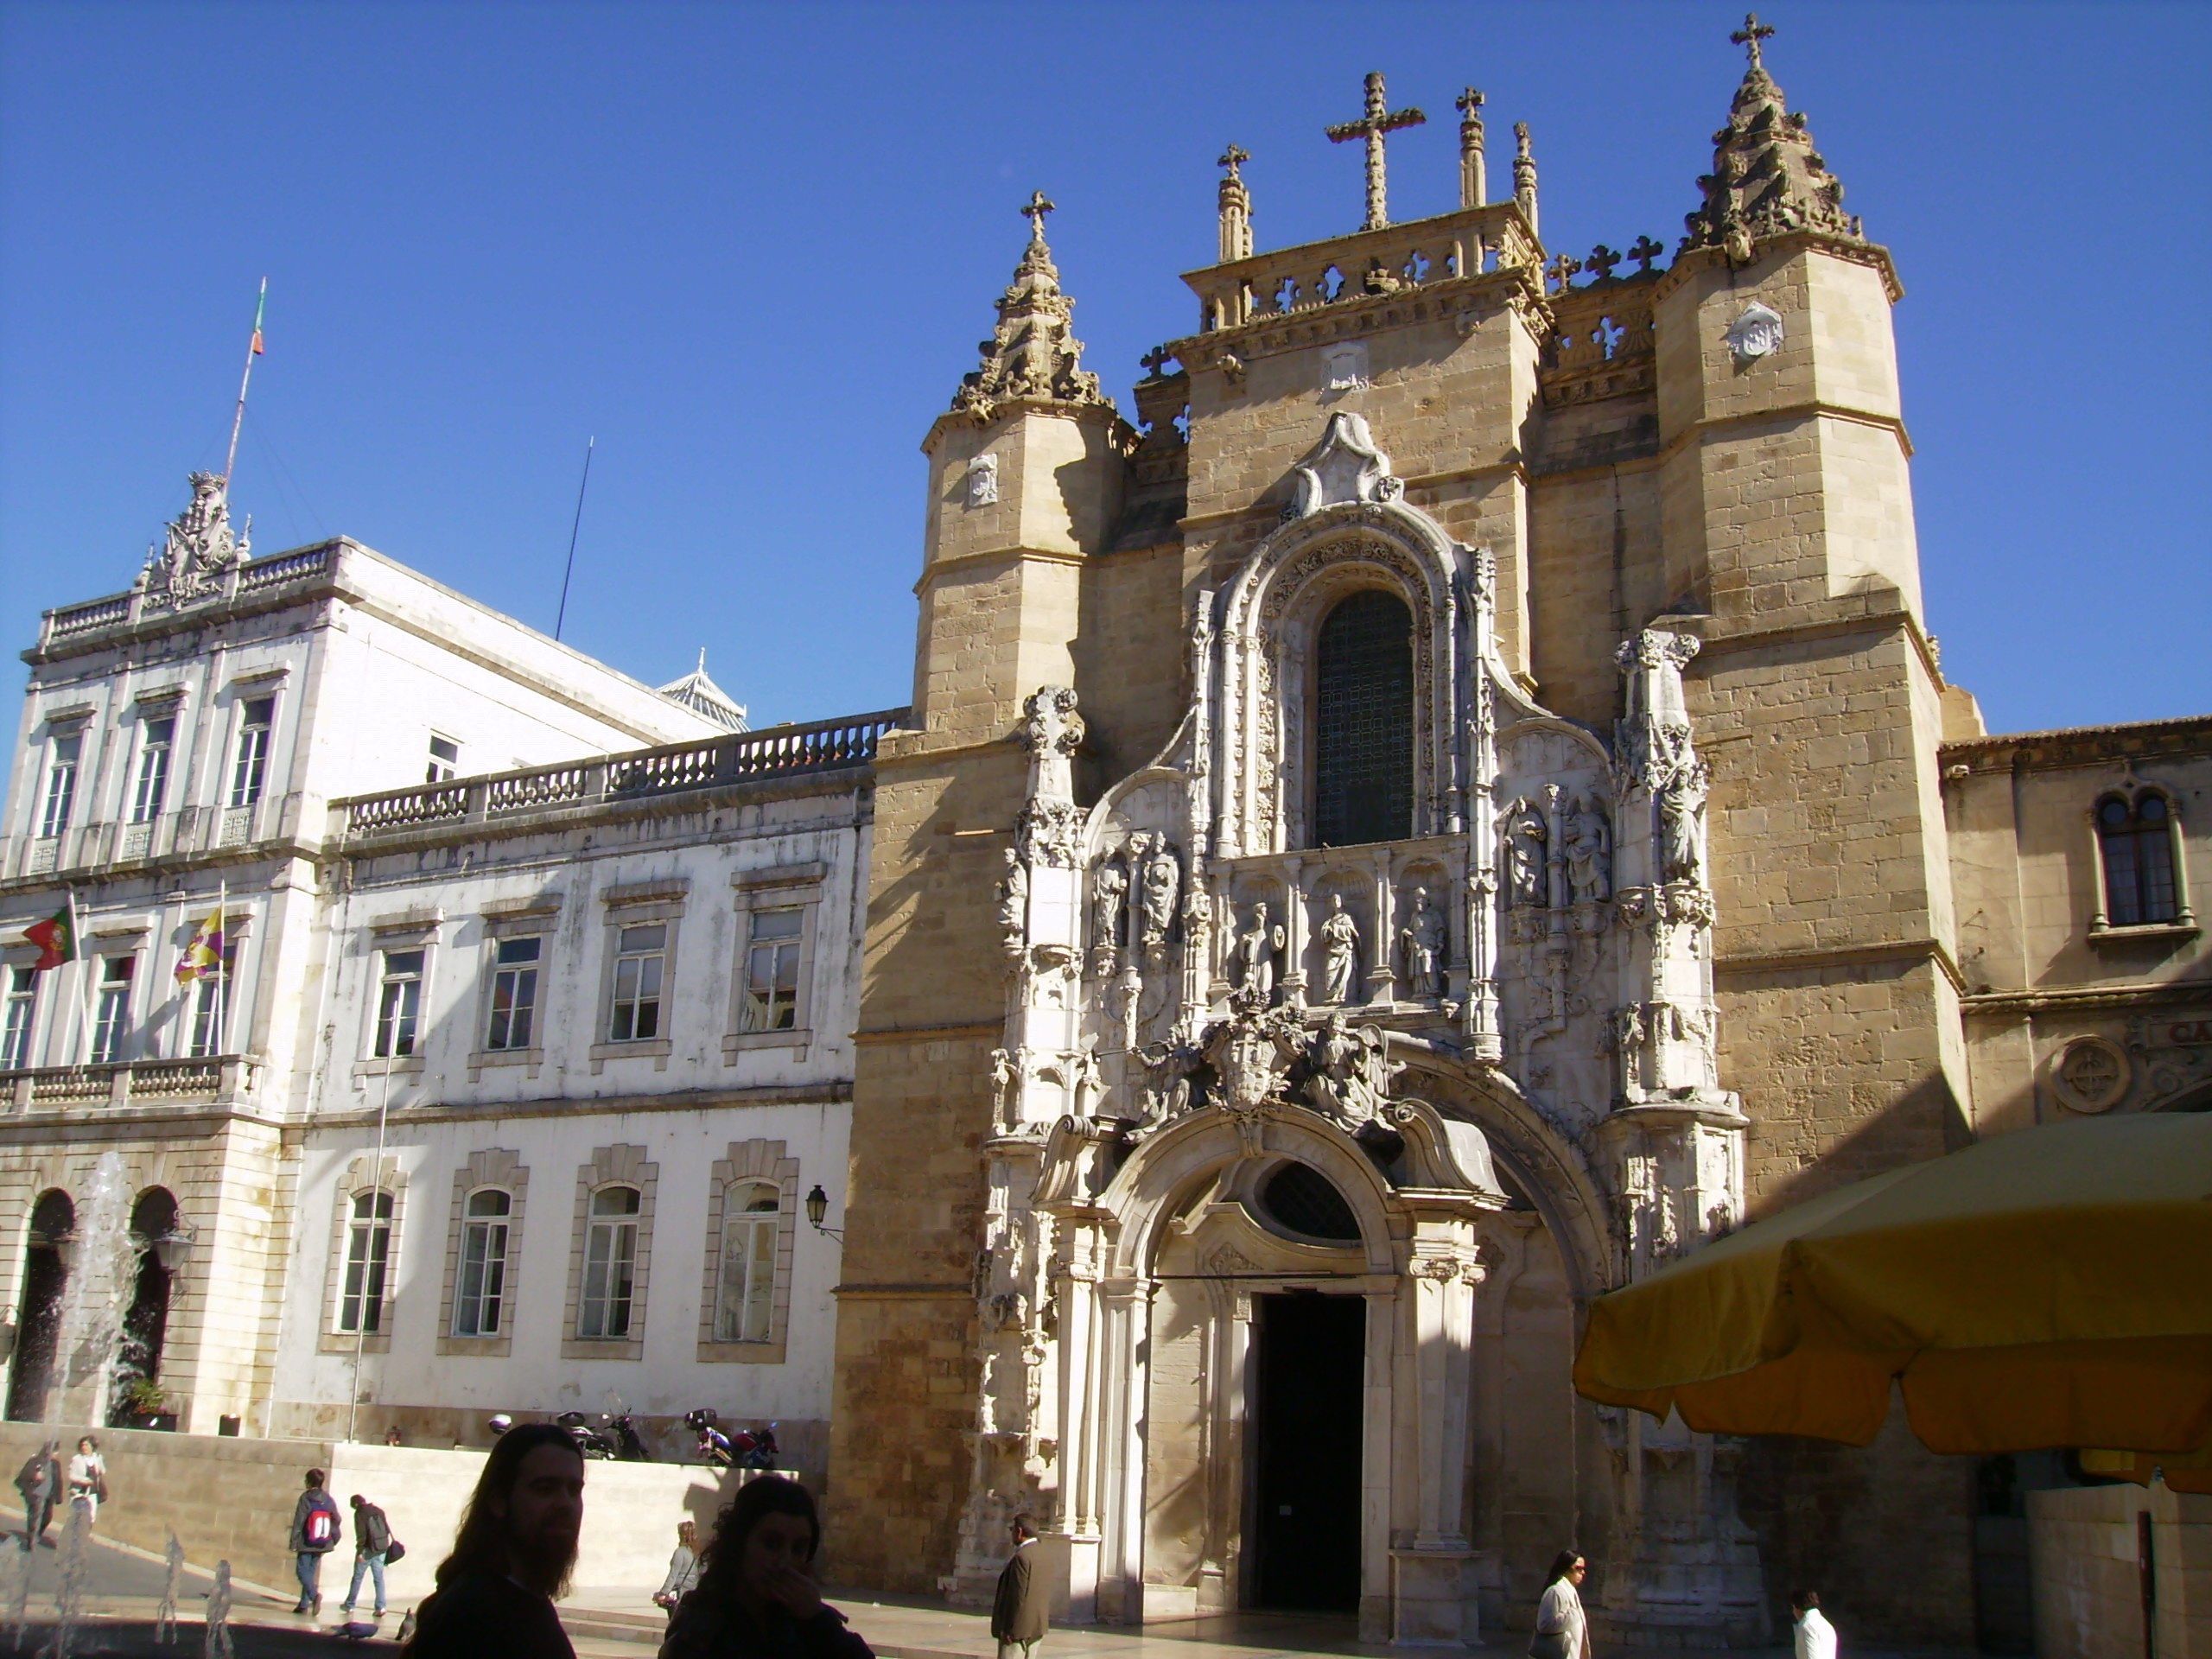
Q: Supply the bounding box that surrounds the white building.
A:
[0,473,895,1475]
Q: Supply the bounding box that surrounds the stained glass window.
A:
[1313,589,1413,847]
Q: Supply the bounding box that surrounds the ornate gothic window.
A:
[2097,792,2181,927]
[1313,589,1413,847]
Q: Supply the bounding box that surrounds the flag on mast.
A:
[175,909,229,983]
[250,280,267,356]
[22,906,74,973]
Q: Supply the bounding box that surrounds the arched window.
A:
[579,1185,641,1338]
[1258,1160,1362,1243]
[715,1181,782,1344]
[1313,589,1413,848]
[340,1191,394,1334]
[2098,792,2180,926]
[454,1189,512,1338]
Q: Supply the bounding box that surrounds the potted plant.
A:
[114,1376,177,1432]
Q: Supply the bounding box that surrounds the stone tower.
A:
[832,25,1981,1648]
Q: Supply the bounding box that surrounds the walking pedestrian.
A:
[659,1474,874,1659]
[341,1492,395,1619]
[402,1421,583,1658]
[289,1467,343,1616]
[990,1515,1047,1659]
[655,1520,702,1617]
[1791,1589,1837,1659]
[1530,1549,1590,1659]
[13,1440,60,1549]
[65,1437,106,1526]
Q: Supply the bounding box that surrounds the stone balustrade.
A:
[38,542,337,650]
[1184,202,1541,333]
[336,707,909,839]
[1,1055,257,1113]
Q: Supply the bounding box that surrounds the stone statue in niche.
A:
[1233,903,1287,1003]
[988,1046,1017,1121]
[1659,764,1710,886]
[1139,838,1181,954]
[1565,797,1611,905]
[1318,893,1362,1005]
[1508,804,1549,908]
[1090,855,1129,976]
[1399,885,1446,998]
[996,849,1028,957]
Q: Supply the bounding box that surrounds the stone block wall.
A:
[2028,1478,2209,1659]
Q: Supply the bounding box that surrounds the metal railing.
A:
[338,708,907,837]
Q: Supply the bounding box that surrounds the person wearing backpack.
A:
[289,1467,344,1616]
[342,1491,399,1620]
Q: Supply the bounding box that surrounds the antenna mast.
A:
[555,436,595,641]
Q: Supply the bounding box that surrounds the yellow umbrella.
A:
[1573,1114,2212,1455]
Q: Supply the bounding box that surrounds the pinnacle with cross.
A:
[1546,253,1582,295]
[1628,234,1665,274]
[1456,87,1484,125]
[1730,12,1776,70]
[1020,191,1055,242]
[1218,144,1249,181]
[1326,73,1427,232]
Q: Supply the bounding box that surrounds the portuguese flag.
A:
[22,907,73,972]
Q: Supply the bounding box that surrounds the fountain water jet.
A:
[157,1529,183,1646]
[202,1561,234,1659]
[41,1153,137,1427]
[35,1500,89,1657]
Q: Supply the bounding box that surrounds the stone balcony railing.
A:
[1182,201,1542,334]
[36,543,337,654]
[335,707,909,841]
[3,796,295,881]
[2,1055,259,1113]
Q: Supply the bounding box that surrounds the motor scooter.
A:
[685,1407,734,1468]
[556,1409,619,1459]
[607,1395,653,1461]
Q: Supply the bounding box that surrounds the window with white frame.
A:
[39,734,81,839]
[453,1189,512,1338]
[607,925,665,1042]
[130,717,176,824]
[577,1185,641,1338]
[1,969,36,1070]
[485,938,541,1051]
[89,956,136,1065]
[374,948,426,1058]
[715,1180,780,1343]
[228,697,276,808]
[741,908,803,1033]
[338,1190,394,1333]
[426,735,461,784]
[187,950,233,1058]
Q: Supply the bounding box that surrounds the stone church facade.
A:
[825,32,2210,1652]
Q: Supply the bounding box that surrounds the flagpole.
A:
[215,880,227,1057]
[64,888,90,1068]
[221,280,268,486]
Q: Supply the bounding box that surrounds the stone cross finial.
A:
[1020,191,1055,240]
[1628,233,1665,273]
[1512,121,1539,236]
[1586,244,1623,282]
[1218,144,1249,181]
[1546,252,1582,295]
[1455,87,1487,208]
[1326,72,1427,232]
[1217,145,1254,263]
[1730,12,1776,69]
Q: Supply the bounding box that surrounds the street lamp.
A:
[149,1222,198,1275]
[804,1185,844,1240]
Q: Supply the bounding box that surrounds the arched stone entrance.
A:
[6,1190,74,1423]
[110,1188,180,1427]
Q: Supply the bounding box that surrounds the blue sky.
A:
[2,1,2206,734]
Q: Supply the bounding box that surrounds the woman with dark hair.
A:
[404,1422,585,1659]
[660,1475,874,1659]
[1530,1550,1590,1659]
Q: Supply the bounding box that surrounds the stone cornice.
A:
[1941,715,2212,776]
[921,397,1134,458]
[1713,935,1965,995]
[1160,268,1545,375]
[913,543,1090,594]
[1659,398,1914,463]
[1653,232,1904,306]
[852,1020,1004,1045]
[1961,979,2212,1017]
[302,1080,851,1129]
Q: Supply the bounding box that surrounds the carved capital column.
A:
[1280,860,1308,1007]
[1391,1226,1485,1645]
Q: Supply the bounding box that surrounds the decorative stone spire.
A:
[1683,14,1862,262]
[1511,122,1538,236]
[1455,88,1487,208]
[950,193,1109,419]
[1217,145,1253,264]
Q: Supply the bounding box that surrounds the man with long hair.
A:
[401,1422,583,1658]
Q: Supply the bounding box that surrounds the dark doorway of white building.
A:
[1249,1291,1363,1611]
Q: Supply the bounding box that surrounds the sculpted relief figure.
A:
[1234,903,1287,1003]
[1019,684,1084,803]
[1090,856,1129,973]
[1318,893,1362,1005]
[996,849,1028,954]
[1565,797,1611,905]
[1139,838,1181,953]
[1303,1012,1392,1126]
[1399,885,1446,998]
[1659,764,1709,886]
[1507,804,1548,908]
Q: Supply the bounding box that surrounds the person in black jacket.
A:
[13,1442,60,1550]
[342,1492,394,1618]
[403,1423,584,1659]
[660,1475,873,1659]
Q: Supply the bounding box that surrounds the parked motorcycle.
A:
[609,1403,652,1462]
[556,1409,619,1459]
[686,1408,734,1468]
[736,1422,780,1470]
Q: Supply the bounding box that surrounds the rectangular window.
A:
[89,956,136,1065]
[577,1186,640,1338]
[130,717,175,824]
[741,908,803,1033]
[715,1183,781,1343]
[607,924,666,1042]
[485,937,541,1051]
[228,697,275,808]
[374,949,425,1058]
[188,974,226,1058]
[40,734,81,839]
[454,1190,512,1338]
[1,969,36,1070]
[426,734,461,785]
[339,1190,394,1333]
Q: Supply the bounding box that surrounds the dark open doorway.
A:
[1249,1291,1364,1611]
[111,1188,177,1427]
[6,1191,73,1423]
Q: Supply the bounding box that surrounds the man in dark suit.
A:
[990,1515,1047,1659]
[13,1442,60,1550]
